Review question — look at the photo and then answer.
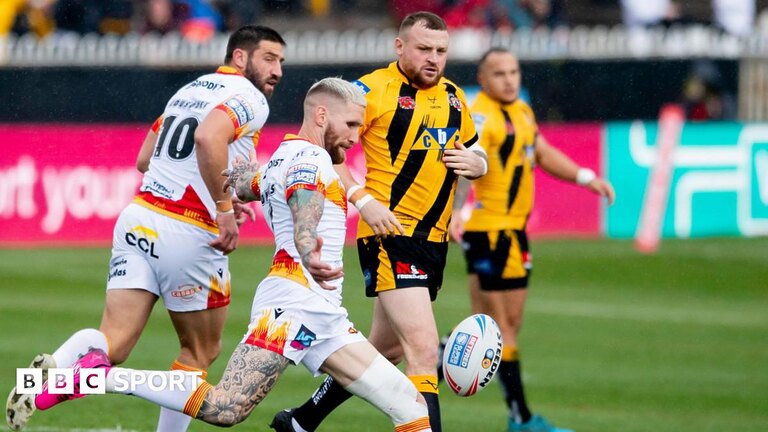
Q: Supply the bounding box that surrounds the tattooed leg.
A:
[197,344,289,426]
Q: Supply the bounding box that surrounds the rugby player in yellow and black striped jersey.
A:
[270,11,487,432]
[449,48,615,432]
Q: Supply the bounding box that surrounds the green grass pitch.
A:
[1,238,767,431]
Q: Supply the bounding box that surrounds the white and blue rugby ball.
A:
[442,314,502,397]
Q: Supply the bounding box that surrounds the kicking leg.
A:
[156,306,227,431]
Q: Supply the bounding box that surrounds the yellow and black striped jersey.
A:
[352,62,478,242]
[464,91,537,231]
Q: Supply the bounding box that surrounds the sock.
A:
[51,328,110,367]
[293,376,353,431]
[156,361,208,432]
[499,346,532,424]
[409,375,441,432]
[106,367,210,418]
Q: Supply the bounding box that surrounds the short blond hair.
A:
[305,77,367,108]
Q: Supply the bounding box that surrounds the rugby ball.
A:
[442,314,502,397]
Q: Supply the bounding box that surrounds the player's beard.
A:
[324,127,347,164]
[244,61,279,99]
[407,64,443,89]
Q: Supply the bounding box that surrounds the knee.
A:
[403,338,439,370]
[182,340,222,369]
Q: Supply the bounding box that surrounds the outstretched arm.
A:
[288,188,344,289]
[535,134,615,205]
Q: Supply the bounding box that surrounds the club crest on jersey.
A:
[398,96,415,110]
[448,93,462,111]
[413,127,459,151]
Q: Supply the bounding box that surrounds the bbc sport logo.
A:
[16,368,201,394]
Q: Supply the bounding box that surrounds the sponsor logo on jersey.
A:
[286,163,319,188]
[447,332,478,368]
[223,95,255,127]
[108,268,126,281]
[394,261,428,280]
[290,324,317,351]
[398,96,415,110]
[413,127,460,151]
[352,80,370,94]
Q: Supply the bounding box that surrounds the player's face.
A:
[395,24,449,89]
[324,101,364,164]
[244,40,284,98]
[478,52,521,104]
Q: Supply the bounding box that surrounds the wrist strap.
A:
[576,168,596,186]
[215,200,233,213]
[354,194,374,211]
[346,185,364,201]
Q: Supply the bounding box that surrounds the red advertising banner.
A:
[0,123,602,246]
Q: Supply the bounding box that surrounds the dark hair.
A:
[479,47,512,67]
[399,11,447,34]
[224,25,285,63]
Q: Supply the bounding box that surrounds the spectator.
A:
[3,0,57,37]
[496,0,564,30]
[681,60,736,121]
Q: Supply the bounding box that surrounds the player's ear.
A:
[316,105,327,127]
[232,48,248,70]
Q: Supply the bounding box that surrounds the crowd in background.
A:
[1,0,764,39]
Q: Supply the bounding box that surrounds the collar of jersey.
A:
[216,66,243,76]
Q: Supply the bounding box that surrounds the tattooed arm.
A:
[288,188,343,290]
[197,344,289,426]
[221,151,261,202]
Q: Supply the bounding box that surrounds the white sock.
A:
[106,367,204,414]
[51,328,109,367]
[157,407,193,431]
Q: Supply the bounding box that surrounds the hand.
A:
[448,210,464,243]
[586,177,616,206]
[209,211,239,255]
[221,150,260,202]
[358,199,405,237]
[233,197,256,226]
[443,142,487,179]
[301,236,343,290]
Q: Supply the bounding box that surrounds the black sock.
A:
[422,392,442,432]
[292,376,353,431]
[499,359,532,423]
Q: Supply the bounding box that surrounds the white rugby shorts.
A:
[240,276,366,375]
[106,203,230,312]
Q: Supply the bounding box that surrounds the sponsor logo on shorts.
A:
[108,268,126,281]
[348,327,359,334]
[125,226,159,259]
[394,261,428,280]
[447,332,477,369]
[290,324,316,351]
[171,284,202,300]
